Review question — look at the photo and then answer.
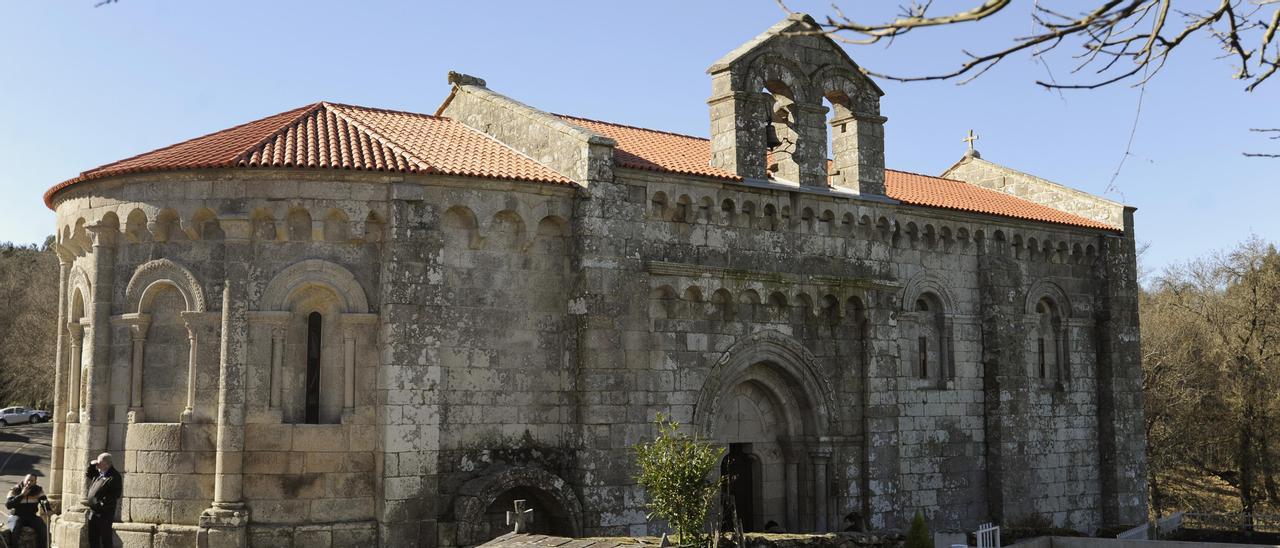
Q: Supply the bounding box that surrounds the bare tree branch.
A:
[788,1,1279,91]
[786,0,1280,156]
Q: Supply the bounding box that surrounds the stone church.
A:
[41,13,1147,548]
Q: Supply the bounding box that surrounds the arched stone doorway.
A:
[453,467,584,546]
[694,331,836,533]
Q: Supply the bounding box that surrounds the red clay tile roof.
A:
[44,102,571,207]
[882,168,1116,231]
[47,102,1118,231]
[557,114,1118,231]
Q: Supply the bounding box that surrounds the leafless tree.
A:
[1144,236,1280,515]
[0,240,58,409]
[784,1,1279,157]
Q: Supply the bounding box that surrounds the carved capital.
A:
[110,312,151,340]
[85,223,119,248]
[54,244,76,265]
[181,310,219,336]
[66,321,85,340]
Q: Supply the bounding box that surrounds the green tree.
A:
[905,510,931,548]
[634,414,724,546]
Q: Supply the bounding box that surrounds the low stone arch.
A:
[453,466,584,546]
[901,271,956,313]
[1025,278,1073,318]
[124,259,207,314]
[692,329,835,439]
[260,259,369,314]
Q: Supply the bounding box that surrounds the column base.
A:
[199,503,249,548]
[53,509,85,548]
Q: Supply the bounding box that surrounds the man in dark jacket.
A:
[5,474,49,548]
[84,452,121,548]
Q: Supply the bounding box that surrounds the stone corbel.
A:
[109,313,151,423]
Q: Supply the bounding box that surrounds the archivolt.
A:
[67,265,92,317]
[260,259,369,313]
[124,259,206,313]
[1025,278,1073,317]
[901,270,956,313]
[692,329,835,438]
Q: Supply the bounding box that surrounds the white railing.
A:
[1154,512,1186,538]
[976,522,1001,548]
[1116,522,1150,540]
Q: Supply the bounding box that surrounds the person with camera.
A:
[83,452,121,548]
[5,474,50,548]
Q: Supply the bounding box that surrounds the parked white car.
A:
[0,407,49,426]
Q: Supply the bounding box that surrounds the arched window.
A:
[916,298,937,380]
[1034,298,1066,384]
[911,292,952,388]
[305,311,323,424]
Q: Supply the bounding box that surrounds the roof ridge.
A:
[229,102,328,167]
[320,102,436,173]
[322,101,446,120]
[554,113,710,142]
[885,167,963,183]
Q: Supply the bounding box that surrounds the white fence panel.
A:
[976,522,1001,548]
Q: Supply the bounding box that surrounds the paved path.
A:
[0,422,52,520]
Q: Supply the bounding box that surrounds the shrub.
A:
[906,510,932,548]
[634,414,724,546]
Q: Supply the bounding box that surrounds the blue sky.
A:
[0,1,1274,275]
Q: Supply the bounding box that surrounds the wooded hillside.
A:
[0,239,58,409]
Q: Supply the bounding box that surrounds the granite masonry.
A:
[41,13,1147,548]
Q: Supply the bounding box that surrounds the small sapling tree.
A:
[634,413,725,546]
[906,510,932,548]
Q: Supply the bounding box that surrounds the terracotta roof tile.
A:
[556,115,738,180]
[45,102,571,207]
[883,168,1115,230]
[557,114,1118,231]
[47,103,1118,232]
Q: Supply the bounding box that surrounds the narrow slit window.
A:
[1038,338,1047,379]
[305,312,322,425]
[918,336,928,379]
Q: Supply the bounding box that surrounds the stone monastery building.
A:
[42,14,1147,548]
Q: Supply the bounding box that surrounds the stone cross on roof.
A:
[506,499,533,534]
[963,129,981,159]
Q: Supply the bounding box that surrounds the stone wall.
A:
[49,171,391,547]
[45,158,1145,547]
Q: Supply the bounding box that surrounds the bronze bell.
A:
[766,124,783,149]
